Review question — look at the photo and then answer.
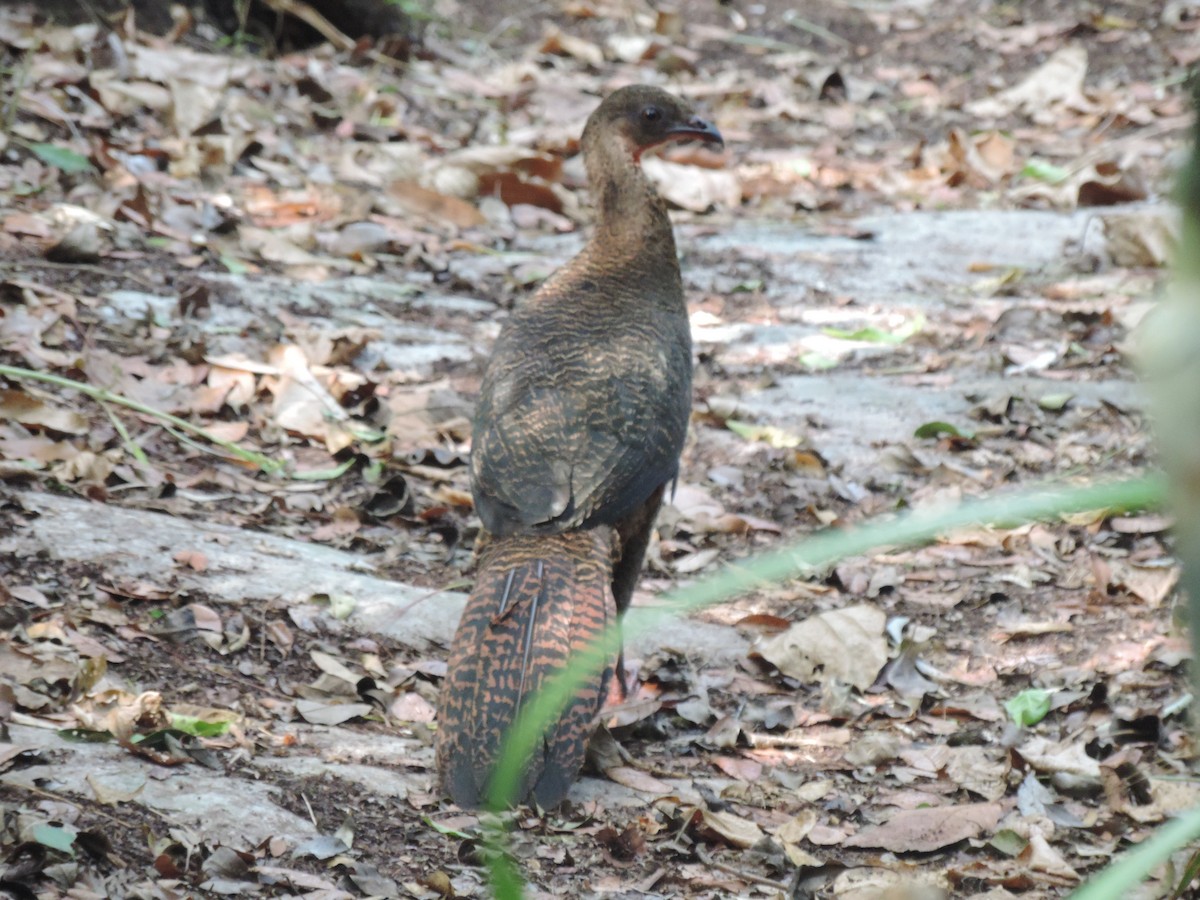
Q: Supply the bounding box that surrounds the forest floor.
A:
[0,0,1196,897]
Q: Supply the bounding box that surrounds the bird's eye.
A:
[641,106,662,122]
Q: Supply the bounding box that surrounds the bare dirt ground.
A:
[0,0,1196,897]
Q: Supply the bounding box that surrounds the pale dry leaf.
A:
[169,78,222,137]
[310,650,361,685]
[266,344,352,447]
[693,808,766,849]
[89,73,171,115]
[756,604,887,690]
[173,549,208,572]
[57,450,115,484]
[1108,514,1173,534]
[539,27,604,67]
[946,746,1010,802]
[966,46,1089,120]
[781,842,823,869]
[945,128,1016,186]
[1017,736,1101,782]
[831,867,952,900]
[672,547,720,574]
[1107,560,1180,606]
[1020,828,1079,881]
[642,157,741,212]
[669,483,725,522]
[294,699,372,726]
[1103,208,1179,267]
[844,801,1004,852]
[71,690,169,741]
[774,809,818,844]
[202,421,250,442]
[187,603,222,633]
[806,822,853,845]
[846,732,902,767]
[87,773,146,805]
[128,43,255,88]
[390,692,436,723]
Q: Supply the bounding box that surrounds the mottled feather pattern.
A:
[435,530,619,809]
[471,284,692,536]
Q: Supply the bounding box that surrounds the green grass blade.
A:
[1069,808,1200,900]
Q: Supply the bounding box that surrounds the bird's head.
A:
[582,84,724,163]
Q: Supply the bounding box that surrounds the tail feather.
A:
[436,529,618,809]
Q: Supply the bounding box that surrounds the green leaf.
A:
[56,728,115,742]
[1006,688,1052,726]
[1038,392,1074,411]
[169,713,233,738]
[914,420,974,440]
[799,351,838,370]
[32,823,77,855]
[220,255,250,275]
[1069,806,1200,900]
[423,816,476,839]
[823,313,925,345]
[1021,159,1070,184]
[290,456,358,482]
[726,419,804,448]
[989,828,1028,857]
[29,143,93,173]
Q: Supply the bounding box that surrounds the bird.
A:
[435,84,723,810]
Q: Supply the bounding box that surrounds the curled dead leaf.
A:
[844,801,1004,852]
[687,807,765,849]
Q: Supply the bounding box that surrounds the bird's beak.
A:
[666,115,724,150]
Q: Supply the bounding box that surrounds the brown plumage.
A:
[436,85,723,809]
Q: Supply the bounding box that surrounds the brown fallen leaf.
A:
[389,180,486,229]
[173,549,209,571]
[604,765,670,794]
[711,754,762,782]
[0,389,88,434]
[843,801,1004,852]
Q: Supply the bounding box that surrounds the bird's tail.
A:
[435,528,619,809]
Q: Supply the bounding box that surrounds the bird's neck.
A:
[584,148,678,265]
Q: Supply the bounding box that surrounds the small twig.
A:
[694,845,790,891]
[0,364,284,474]
[301,791,318,828]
